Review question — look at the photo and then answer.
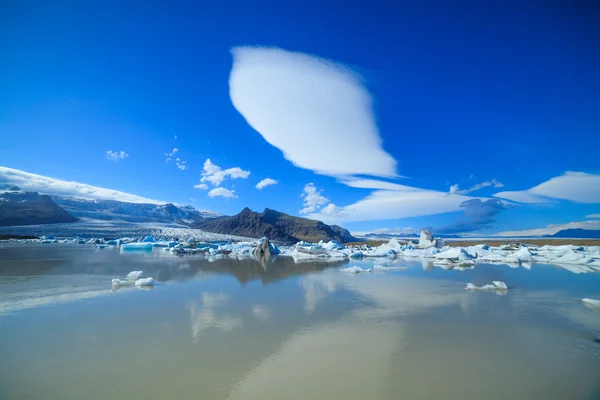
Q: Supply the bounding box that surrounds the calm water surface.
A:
[1,243,599,399]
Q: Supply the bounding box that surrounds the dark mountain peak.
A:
[0,191,76,227]
[195,207,358,244]
[550,228,600,239]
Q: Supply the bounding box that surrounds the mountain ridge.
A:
[195,207,358,243]
[0,191,77,226]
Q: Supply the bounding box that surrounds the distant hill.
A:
[195,207,358,243]
[548,229,600,239]
[52,197,220,226]
[364,232,461,239]
[0,191,77,226]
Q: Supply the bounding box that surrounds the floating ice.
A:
[121,242,153,251]
[142,235,155,243]
[111,278,130,286]
[505,247,535,264]
[581,298,600,309]
[322,240,344,250]
[135,277,154,286]
[126,271,144,281]
[340,266,371,273]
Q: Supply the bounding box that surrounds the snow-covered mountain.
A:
[53,196,220,226]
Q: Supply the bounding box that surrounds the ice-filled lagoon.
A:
[1,243,599,399]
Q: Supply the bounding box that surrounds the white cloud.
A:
[319,203,344,216]
[0,166,165,204]
[165,148,179,163]
[174,135,178,139]
[449,179,503,195]
[229,46,397,179]
[307,186,472,224]
[175,158,188,171]
[497,219,600,237]
[193,183,209,190]
[494,172,600,204]
[256,178,278,189]
[106,150,128,161]
[208,187,237,199]
[585,214,600,219]
[340,178,411,191]
[300,183,329,214]
[200,159,250,186]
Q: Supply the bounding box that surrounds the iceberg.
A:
[413,229,442,249]
[135,277,154,286]
[111,278,131,286]
[505,247,535,264]
[120,242,153,251]
[322,240,344,250]
[126,270,144,281]
[142,235,155,243]
[581,298,600,309]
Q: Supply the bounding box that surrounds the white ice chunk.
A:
[111,279,131,286]
[135,277,154,286]
[581,298,600,309]
[126,270,144,281]
[492,281,508,289]
[322,240,344,250]
[121,242,153,251]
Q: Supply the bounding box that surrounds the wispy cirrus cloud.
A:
[200,159,250,186]
[0,166,164,204]
[494,172,600,204]
[208,187,237,199]
[106,150,129,161]
[193,183,209,190]
[256,178,278,189]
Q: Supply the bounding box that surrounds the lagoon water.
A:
[1,243,599,399]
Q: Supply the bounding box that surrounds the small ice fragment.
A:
[111,279,131,286]
[126,271,144,281]
[340,266,371,274]
[135,277,154,286]
[581,298,600,309]
[492,281,508,289]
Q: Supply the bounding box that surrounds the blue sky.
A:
[1,0,599,235]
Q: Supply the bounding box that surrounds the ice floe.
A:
[581,298,600,309]
[111,270,154,289]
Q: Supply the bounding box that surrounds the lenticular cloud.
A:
[229,46,397,178]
